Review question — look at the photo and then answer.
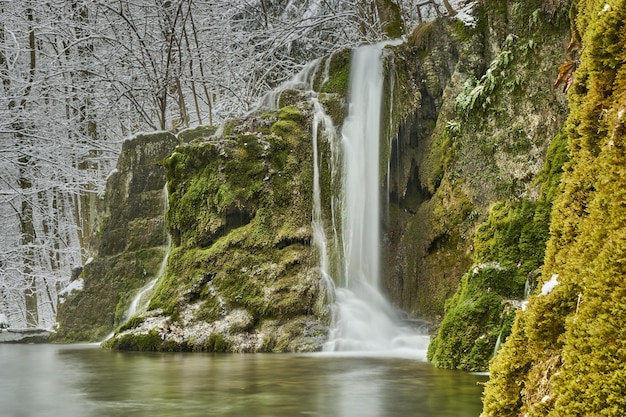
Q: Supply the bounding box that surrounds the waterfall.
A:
[125,184,172,320]
[319,42,429,359]
[493,329,503,358]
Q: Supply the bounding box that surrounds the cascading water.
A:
[102,184,171,342]
[126,184,171,319]
[319,42,429,359]
[252,41,428,358]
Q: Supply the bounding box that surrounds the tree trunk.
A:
[19,6,39,328]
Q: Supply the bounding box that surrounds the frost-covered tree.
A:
[0,0,115,328]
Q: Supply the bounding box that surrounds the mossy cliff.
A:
[104,105,331,352]
[381,0,572,371]
[53,50,348,349]
[55,132,180,341]
[481,0,626,415]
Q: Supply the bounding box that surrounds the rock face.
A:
[54,50,347,351]
[380,0,572,371]
[103,107,331,352]
[55,132,179,341]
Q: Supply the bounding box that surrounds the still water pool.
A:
[0,344,487,417]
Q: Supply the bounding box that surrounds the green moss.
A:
[535,130,569,202]
[427,280,504,371]
[271,120,304,146]
[426,247,524,371]
[203,333,231,352]
[125,109,323,352]
[482,1,626,415]
[277,105,303,122]
[178,125,217,143]
[118,316,145,332]
[320,49,351,97]
[429,145,567,371]
[473,200,550,275]
[318,93,347,127]
[104,329,163,351]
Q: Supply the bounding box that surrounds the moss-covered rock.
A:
[105,106,330,352]
[55,132,179,341]
[482,0,626,415]
[381,0,571,331]
[319,48,351,97]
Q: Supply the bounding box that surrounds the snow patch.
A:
[472,262,506,274]
[540,274,559,296]
[0,313,9,329]
[452,0,478,26]
[58,279,84,302]
[106,168,118,180]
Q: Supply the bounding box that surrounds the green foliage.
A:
[430,130,568,371]
[104,329,163,351]
[165,131,278,248]
[427,270,506,371]
[455,35,516,115]
[277,105,303,122]
[474,200,550,275]
[271,120,303,145]
[534,130,569,202]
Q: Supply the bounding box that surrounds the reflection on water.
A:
[0,344,487,417]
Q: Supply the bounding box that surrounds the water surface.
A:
[0,344,486,417]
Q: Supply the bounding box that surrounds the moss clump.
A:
[320,49,351,97]
[482,1,626,415]
[164,133,271,248]
[178,125,217,143]
[277,105,303,122]
[473,200,550,276]
[203,333,231,352]
[318,93,347,127]
[117,315,145,333]
[104,329,163,351]
[427,268,509,371]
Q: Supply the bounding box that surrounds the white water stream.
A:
[316,42,429,359]
[102,185,171,342]
[126,185,172,320]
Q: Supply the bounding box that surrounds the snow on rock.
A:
[58,279,84,302]
[0,313,9,329]
[453,1,477,26]
[540,274,559,296]
[472,262,506,275]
